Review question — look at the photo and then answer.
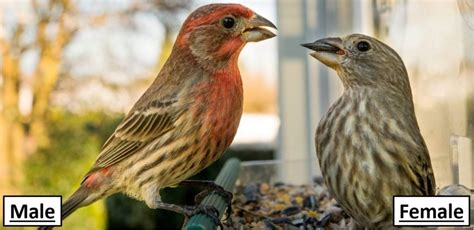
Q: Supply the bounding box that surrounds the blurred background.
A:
[0,0,473,229]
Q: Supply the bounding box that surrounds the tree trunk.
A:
[30,0,75,148]
[0,36,25,195]
[0,0,75,202]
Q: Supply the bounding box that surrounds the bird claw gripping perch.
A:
[152,201,223,229]
[194,188,234,224]
[192,184,233,204]
[179,180,234,222]
[184,205,223,229]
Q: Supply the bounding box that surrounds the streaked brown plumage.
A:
[50,3,276,226]
[302,34,436,228]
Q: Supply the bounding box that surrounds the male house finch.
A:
[49,3,276,227]
[302,34,436,228]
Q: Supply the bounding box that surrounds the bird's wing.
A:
[425,161,436,195]
[85,97,183,176]
[409,143,437,196]
[411,161,436,196]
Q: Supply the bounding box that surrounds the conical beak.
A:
[301,37,344,53]
[301,37,345,69]
[242,13,277,42]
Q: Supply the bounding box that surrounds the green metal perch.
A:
[184,158,241,230]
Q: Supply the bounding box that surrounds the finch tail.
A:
[61,186,89,219]
[38,186,90,230]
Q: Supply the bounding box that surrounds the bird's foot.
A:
[194,189,233,223]
[154,201,224,229]
[193,185,233,204]
[184,205,223,229]
[179,180,234,222]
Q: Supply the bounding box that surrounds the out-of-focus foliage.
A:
[23,109,122,229]
[0,0,79,195]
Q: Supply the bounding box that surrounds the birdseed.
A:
[226,179,353,229]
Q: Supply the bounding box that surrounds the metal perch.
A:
[184,158,241,230]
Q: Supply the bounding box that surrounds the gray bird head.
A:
[302,34,410,93]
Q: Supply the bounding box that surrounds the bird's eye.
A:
[357,41,370,52]
[222,17,236,29]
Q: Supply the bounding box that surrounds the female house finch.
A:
[51,3,276,226]
[302,34,436,228]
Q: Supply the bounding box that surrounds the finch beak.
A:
[301,37,345,69]
[242,13,277,42]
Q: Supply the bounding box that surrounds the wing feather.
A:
[85,98,180,176]
[407,142,436,196]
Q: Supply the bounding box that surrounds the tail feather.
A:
[38,186,90,230]
[62,186,89,219]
